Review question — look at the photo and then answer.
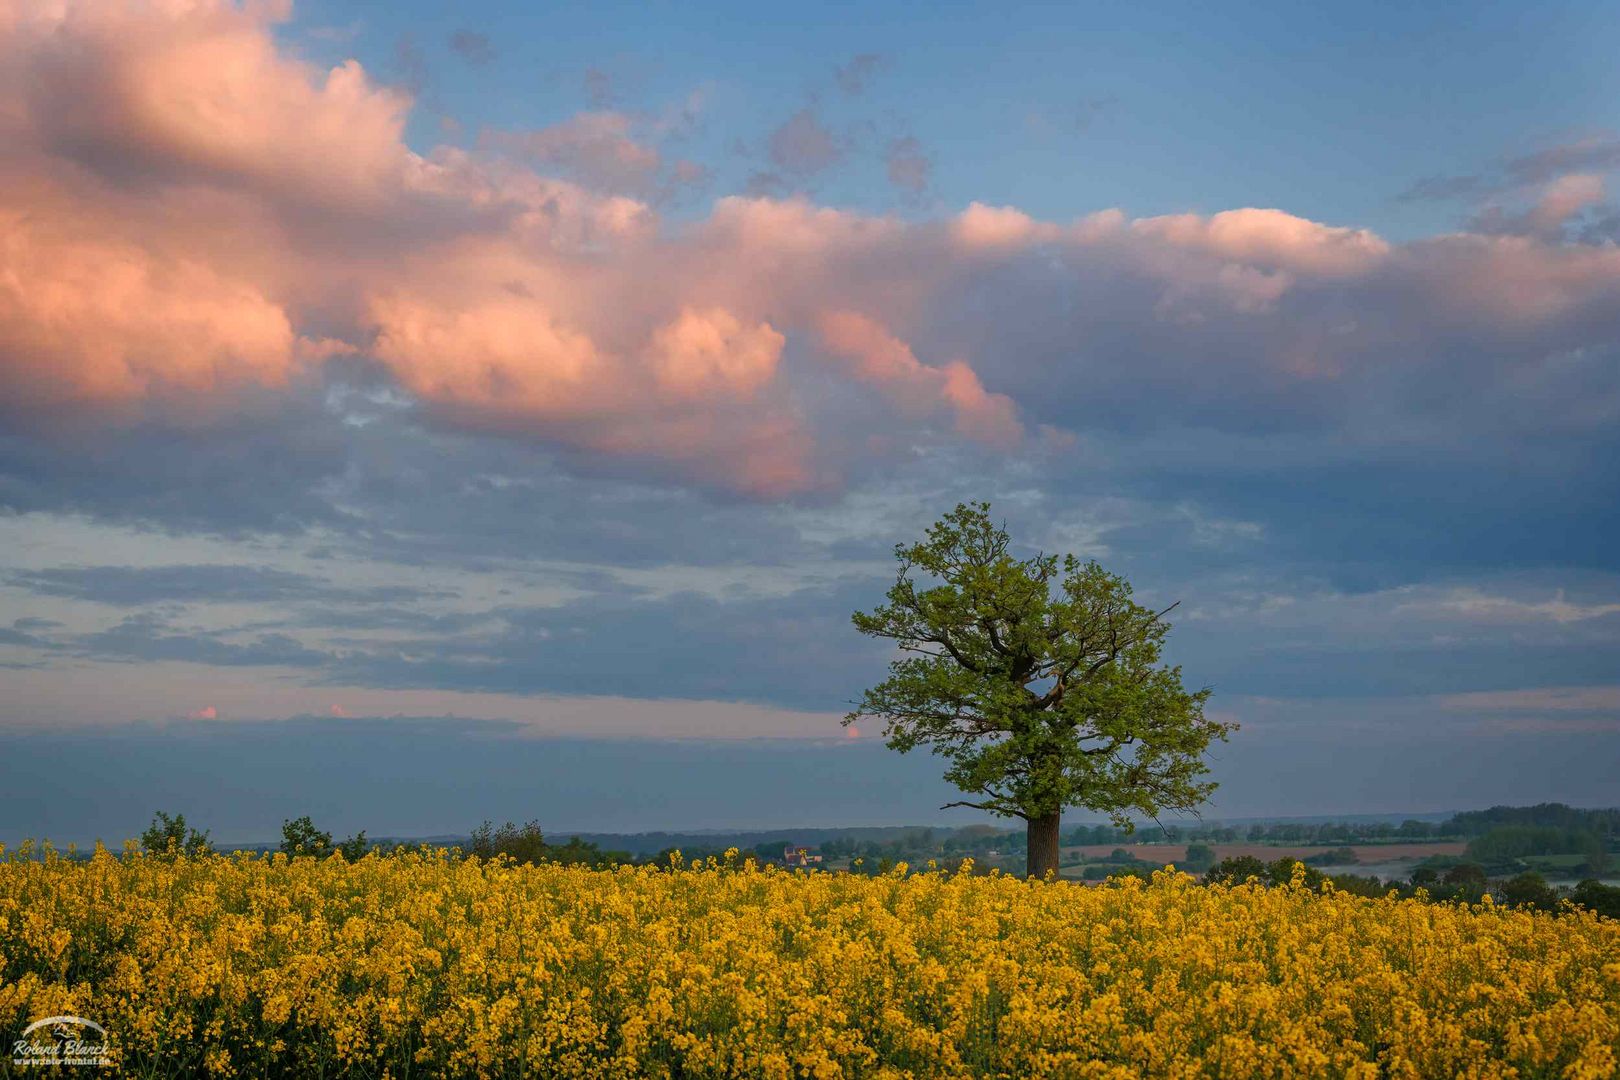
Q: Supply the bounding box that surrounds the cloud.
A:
[1396,134,1620,239]
[1128,207,1390,277]
[1398,587,1620,625]
[766,109,844,178]
[834,54,886,95]
[1395,174,1485,203]
[0,212,301,413]
[817,311,1023,448]
[2,0,1620,524]
[1435,685,1620,714]
[582,68,615,108]
[0,622,53,649]
[1466,173,1608,239]
[1024,97,1119,139]
[186,705,218,720]
[885,136,931,195]
[481,111,663,194]
[647,308,785,399]
[77,614,332,669]
[7,564,447,606]
[1505,133,1620,185]
[5,0,414,206]
[393,34,428,94]
[447,29,494,66]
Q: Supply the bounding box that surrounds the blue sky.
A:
[1,0,1617,842]
[287,0,1620,236]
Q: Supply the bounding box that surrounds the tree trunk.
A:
[1026,811,1061,880]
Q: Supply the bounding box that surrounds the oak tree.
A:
[847,502,1233,879]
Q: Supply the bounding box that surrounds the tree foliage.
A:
[847,502,1233,828]
[139,810,213,858]
[280,815,367,860]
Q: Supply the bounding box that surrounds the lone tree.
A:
[847,502,1233,880]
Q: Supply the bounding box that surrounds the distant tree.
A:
[1263,857,1325,889]
[335,831,369,861]
[547,836,625,868]
[1446,803,1619,836]
[1498,872,1558,911]
[1442,863,1488,889]
[280,816,333,857]
[1204,856,1268,885]
[1579,847,1612,876]
[847,503,1232,881]
[1203,856,1324,890]
[280,816,367,859]
[1466,824,1602,863]
[1568,879,1620,919]
[468,820,547,864]
[649,846,684,869]
[1182,843,1216,872]
[139,811,213,858]
[1329,874,1387,898]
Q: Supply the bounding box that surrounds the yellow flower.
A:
[0,840,1614,1077]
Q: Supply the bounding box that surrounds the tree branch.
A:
[941,799,1026,820]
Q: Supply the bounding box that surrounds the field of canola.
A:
[1,844,1617,1078]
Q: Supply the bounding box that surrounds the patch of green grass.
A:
[1521,853,1589,870]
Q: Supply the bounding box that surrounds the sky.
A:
[1,0,1618,843]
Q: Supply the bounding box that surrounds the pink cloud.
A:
[186,705,218,721]
[1130,208,1390,277]
[818,310,1023,448]
[0,205,300,412]
[481,112,663,196]
[951,202,1052,250]
[648,308,784,400]
[1534,174,1605,223]
[4,1,1620,497]
[11,0,412,211]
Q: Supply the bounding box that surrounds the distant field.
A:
[1064,841,1467,864]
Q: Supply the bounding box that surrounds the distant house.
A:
[782,844,823,867]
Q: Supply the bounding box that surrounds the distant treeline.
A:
[1067,803,1619,848]
[1448,803,1620,836]
[85,807,1620,920]
[559,804,1618,858]
[107,803,1619,874]
[1193,855,1620,919]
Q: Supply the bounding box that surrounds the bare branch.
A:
[941,799,1026,820]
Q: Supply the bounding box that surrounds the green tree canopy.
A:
[139,810,213,858]
[847,502,1234,879]
[280,816,367,860]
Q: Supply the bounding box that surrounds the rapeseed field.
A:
[2,844,1616,1078]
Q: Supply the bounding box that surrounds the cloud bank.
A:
[3,0,1617,509]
